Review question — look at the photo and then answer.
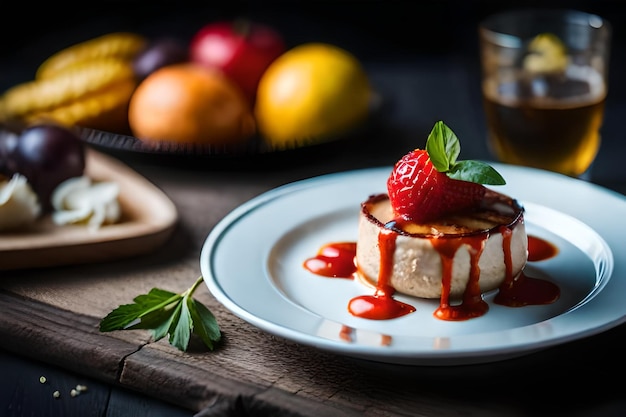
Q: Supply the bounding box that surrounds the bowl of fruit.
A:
[0,21,378,163]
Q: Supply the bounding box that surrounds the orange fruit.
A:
[254,42,372,149]
[128,63,255,145]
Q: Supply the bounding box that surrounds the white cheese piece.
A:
[0,174,42,231]
[51,176,121,231]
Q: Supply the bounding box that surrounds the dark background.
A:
[1,0,625,183]
[2,0,623,65]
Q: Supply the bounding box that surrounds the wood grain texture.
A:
[0,291,145,384]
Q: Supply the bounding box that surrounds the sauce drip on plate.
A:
[303,233,560,321]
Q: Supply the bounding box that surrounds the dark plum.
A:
[14,124,86,211]
[0,129,19,176]
[133,37,189,81]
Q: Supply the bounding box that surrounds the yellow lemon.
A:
[254,42,372,149]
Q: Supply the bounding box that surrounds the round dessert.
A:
[302,121,558,322]
[352,120,528,321]
[356,190,527,300]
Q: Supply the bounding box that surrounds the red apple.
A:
[189,19,286,104]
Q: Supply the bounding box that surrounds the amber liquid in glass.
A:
[482,66,606,177]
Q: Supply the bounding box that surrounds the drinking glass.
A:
[479,9,611,178]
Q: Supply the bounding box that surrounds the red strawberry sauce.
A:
[303,193,560,322]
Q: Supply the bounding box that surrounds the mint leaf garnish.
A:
[425,120,506,185]
[425,120,460,171]
[99,276,220,352]
[188,297,222,348]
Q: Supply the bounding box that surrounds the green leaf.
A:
[99,276,221,353]
[448,160,506,185]
[425,120,506,185]
[152,302,181,341]
[170,297,192,351]
[133,288,178,307]
[126,308,173,331]
[152,301,181,340]
[99,288,180,332]
[425,120,460,172]
[188,297,221,350]
[100,303,148,332]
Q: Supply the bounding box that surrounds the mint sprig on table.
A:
[426,120,506,185]
[99,276,220,352]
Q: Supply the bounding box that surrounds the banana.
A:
[36,32,147,80]
[25,77,137,132]
[0,32,147,132]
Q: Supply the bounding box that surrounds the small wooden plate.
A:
[0,149,178,271]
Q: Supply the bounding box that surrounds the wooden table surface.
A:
[2,2,626,416]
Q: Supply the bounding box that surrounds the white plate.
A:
[200,164,626,366]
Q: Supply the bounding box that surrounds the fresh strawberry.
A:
[387,121,506,222]
[387,150,486,222]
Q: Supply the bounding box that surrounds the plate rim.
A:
[200,164,626,366]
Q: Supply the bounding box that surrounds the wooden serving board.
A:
[0,149,178,270]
